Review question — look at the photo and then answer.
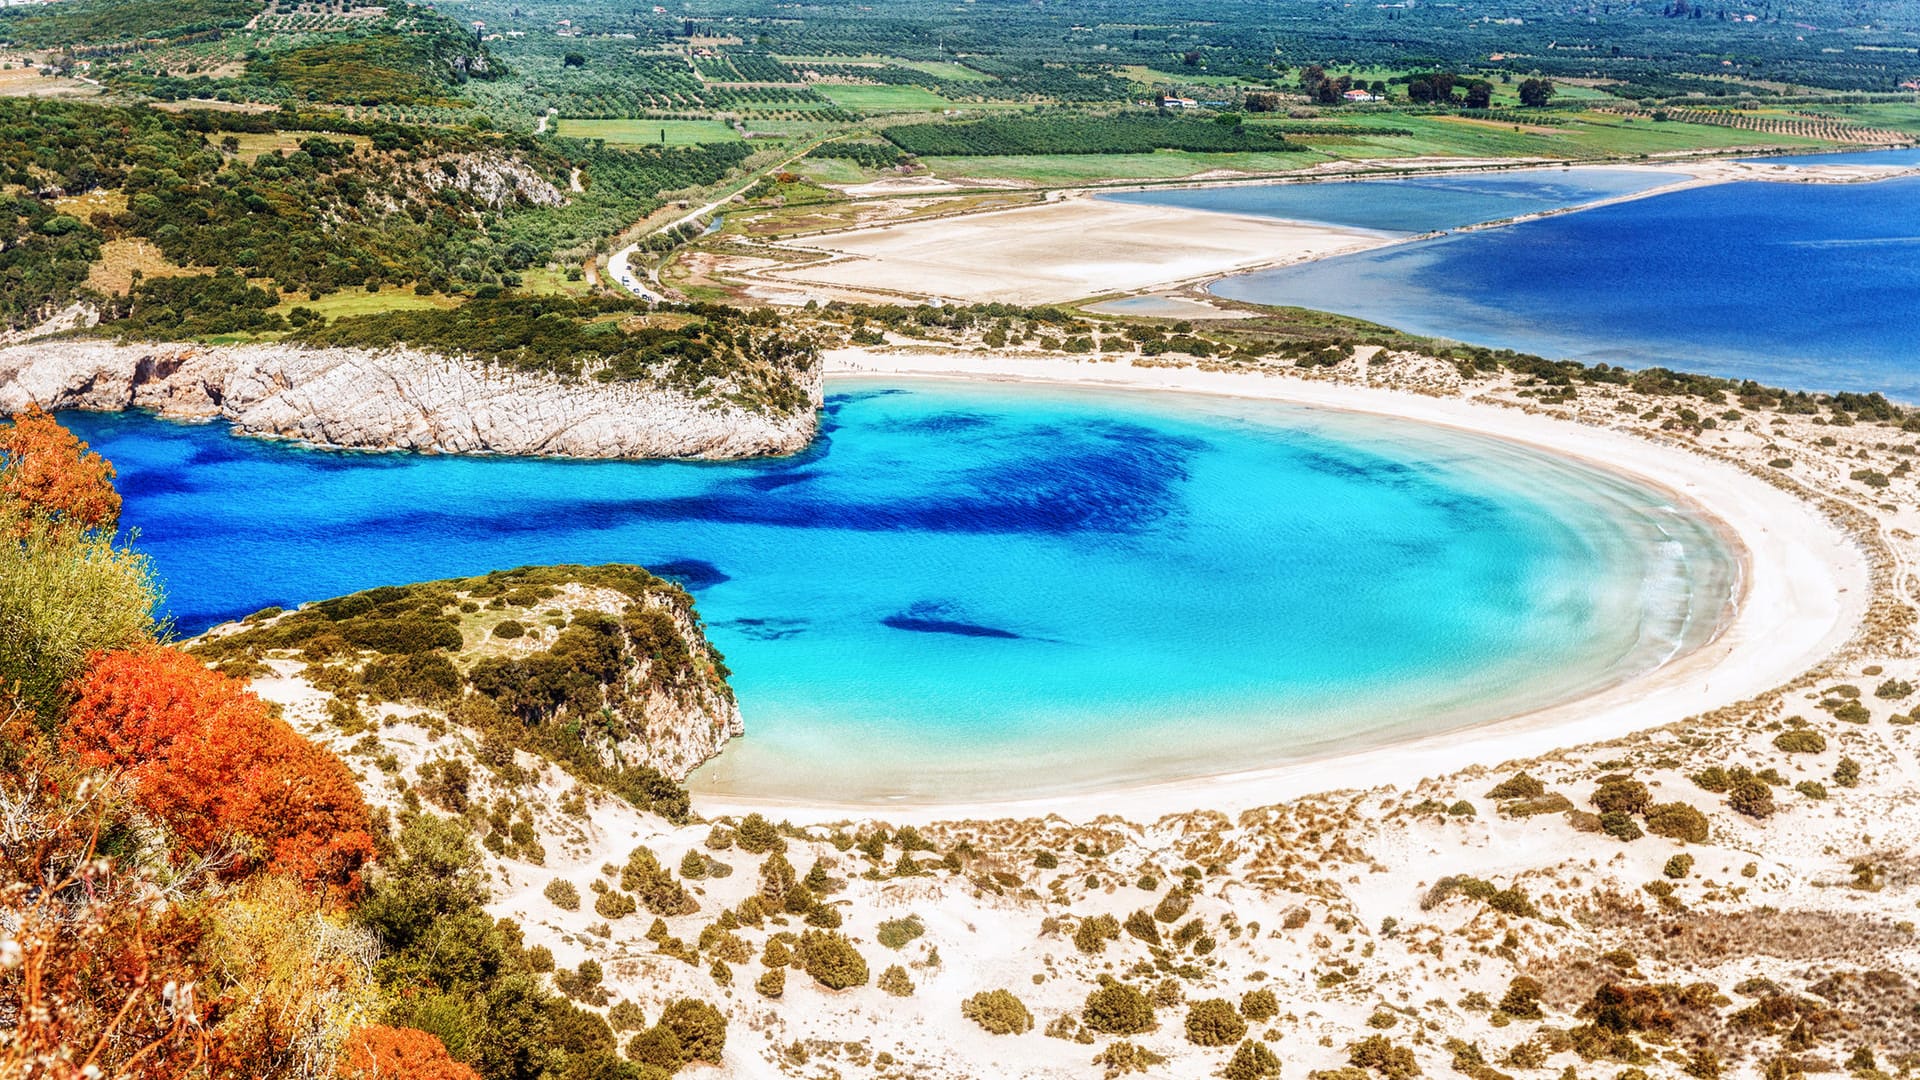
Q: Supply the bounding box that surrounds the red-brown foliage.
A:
[0,714,219,1080]
[61,646,375,896]
[0,407,121,535]
[336,1027,480,1080]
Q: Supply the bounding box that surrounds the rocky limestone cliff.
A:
[193,564,744,785]
[0,339,820,460]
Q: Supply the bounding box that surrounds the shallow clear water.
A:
[1207,174,1920,398]
[1099,167,1670,234]
[66,381,1733,802]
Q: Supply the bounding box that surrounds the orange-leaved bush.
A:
[336,1026,480,1080]
[0,406,121,535]
[62,646,375,895]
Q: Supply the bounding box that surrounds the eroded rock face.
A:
[0,340,820,460]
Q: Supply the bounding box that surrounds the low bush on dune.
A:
[1083,979,1156,1035]
[962,989,1035,1035]
[1184,998,1247,1046]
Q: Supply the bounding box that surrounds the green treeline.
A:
[880,114,1298,156]
[0,98,751,330]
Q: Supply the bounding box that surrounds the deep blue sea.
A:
[65,381,1731,801]
[1109,157,1920,398]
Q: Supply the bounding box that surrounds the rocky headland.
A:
[0,339,821,460]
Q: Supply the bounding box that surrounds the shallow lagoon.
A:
[70,380,1733,802]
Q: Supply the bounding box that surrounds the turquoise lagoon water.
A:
[65,381,1733,802]
[1107,158,1920,398]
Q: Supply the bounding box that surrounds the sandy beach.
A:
[684,348,1871,823]
[760,195,1397,305]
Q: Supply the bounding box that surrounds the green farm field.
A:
[553,118,743,146]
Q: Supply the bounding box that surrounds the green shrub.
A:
[1224,1039,1283,1080]
[1795,781,1828,800]
[623,846,695,915]
[1691,766,1732,793]
[1644,802,1710,843]
[1590,777,1651,815]
[625,1025,682,1071]
[1773,729,1827,754]
[1600,811,1644,841]
[1123,909,1161,944]
[1498,976,1543,1019]
[878,964,914,997]
[1074,913,1121,955]
[1729,779,1776,819]
[1240,987,1279,1023]
[658,998,726,1064]
[544,878,582,911]
[607,1000,645,1031]
[962,989,1035,1035]
[1094,1040,1169,1076]
[799,929,868,990]
[1184,998,1247,1046]
[1486,772,1545,800]
[493,619,526,639]
[1034,850,1059,869]
[1874,678,1913,700]
[877,916,925,950]
[1083,979,1156,1035]
[594,888,637,920]
[755,967,785,998]
[1834,756,1861,787]
[735,812,784,854]
[1663,854,1695,879]
[1349,1034,1421,1079]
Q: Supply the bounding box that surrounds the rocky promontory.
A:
[0,340,820,459]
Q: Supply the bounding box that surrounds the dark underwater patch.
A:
[650,558,731,590]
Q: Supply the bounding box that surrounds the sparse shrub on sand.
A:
[544,878,581,911]
[1773,729,1827,754]
[1348,1034,1421,1079]
[735,812,784,854]
[1241,987,1279,1023]
[962,989,1035,1035]
[1093,1040,1167,1077]
[1075,913,1121,955]
[878,964,914,997]
[1730,778,1777,819]
[1185,998,1247,1046]
[1834,757,1862,787]
[1645,802,1710,843]
[1123,909,1161,944]
[658,999,726,1064]
[877,915,924,950]
[1224,1039,1282,1080]
[1591,776,1651,816]
[1083,979,1156,1035]
[1487,772,1545,800]
[1601,811,1644,841]
[800,929,868,990]
[1498,976,1544,1019]
[756,967,785,998]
